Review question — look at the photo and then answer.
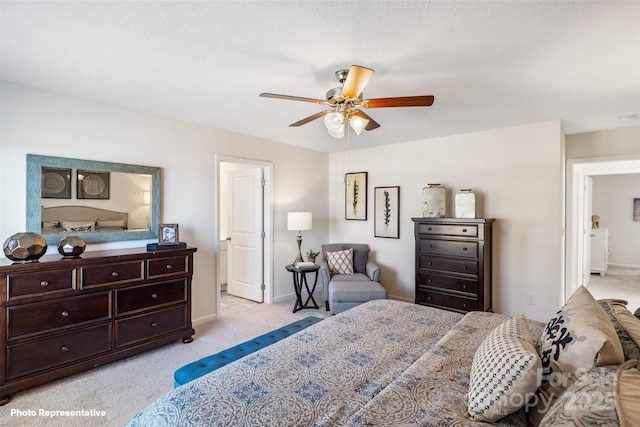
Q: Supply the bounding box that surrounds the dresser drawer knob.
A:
[61,311,69,317]
[463,303,468,308]
[166,264,173,270]
[427,262,432,266]
[151,293,158,299]
[463,266,468,270]
[61,345,69,352]
[40,280,49,287]
[462,247,468,251]
[427,279,432,283]
[427,227,432,231]
[427,296,432,301]
[428,244,433,248]
[111,271,119,277]
[462,228,468,232]
[151,322,158,327]
[463,284,468,289]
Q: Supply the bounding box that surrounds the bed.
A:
[41,205,128,233]
[128,292,640,427]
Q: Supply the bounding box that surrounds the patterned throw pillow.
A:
[61,220,96,233]
[539,360,640,427]
[538,366,619,427]
[467,315,542,422]
[598,299,640,360]
[530,286,624,426]
[326,248,354,275]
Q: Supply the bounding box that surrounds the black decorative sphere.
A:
[3,232,48,262]
[57,236,86,257]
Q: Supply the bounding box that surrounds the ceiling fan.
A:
[259,65,435,138]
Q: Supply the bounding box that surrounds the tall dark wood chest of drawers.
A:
[412,218,494,313]
[0,246,197,404]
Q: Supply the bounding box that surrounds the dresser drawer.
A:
[418,239,478,258]
[416,223,478,238]
[7,292,111,340]
[81,260,144,288]
[416,290,479,312]
[418,272,478,295]
[7,268,76,300]
[418,255,478,276]
[7,324,112,380]
[116,279,187,316]
[147,256,188,279]
[115,305,187,348]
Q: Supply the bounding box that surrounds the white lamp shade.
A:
[287,212,312,231]
[349,115,369,136]
[324,112,344,132]
[327,124,345,138]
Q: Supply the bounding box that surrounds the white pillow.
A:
[96,219,126,228]
[467,315,542,422]
[326,248,354,275]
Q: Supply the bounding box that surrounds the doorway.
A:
[216,156,273,318]
[565,156,640,301]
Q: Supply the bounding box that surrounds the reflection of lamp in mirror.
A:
[287,212,312,265]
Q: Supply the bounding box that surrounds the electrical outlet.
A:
[526,293,536,305]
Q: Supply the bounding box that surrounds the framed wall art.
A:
[634,198,640,222]
[159,223,179,244]
[41,167,72,199]
[374,186,400,238]
[77,169,110,199]
[345,172,367,220]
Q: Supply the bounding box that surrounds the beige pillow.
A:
[531,286,624,425]
[326,248,354,275]
[467,315,541,422]
[609,300,640,349]
[616,360,640,427]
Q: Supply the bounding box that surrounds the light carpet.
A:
[1,292,328,427]
[586,266,640,312]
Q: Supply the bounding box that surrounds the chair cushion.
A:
[326,248,354,275]
[329,281,387,303]
[330,272,372,282]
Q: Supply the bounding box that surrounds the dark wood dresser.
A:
[0,246,197,404]
[412,218,494,313]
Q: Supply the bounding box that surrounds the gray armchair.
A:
[320,243,387,314]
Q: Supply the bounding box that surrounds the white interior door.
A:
[227,167,264,302]
[581,176,593,286]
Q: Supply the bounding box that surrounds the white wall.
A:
[0,82,330,323]
[592,173,640,268]
[329,121,565,322]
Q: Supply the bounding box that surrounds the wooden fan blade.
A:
[362,95,435,108]
[289,110,332,127]
[260,93,328,105]
[341,65,375,99]
[352,110,381,131]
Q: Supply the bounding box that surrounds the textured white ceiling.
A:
[2,1,639,153]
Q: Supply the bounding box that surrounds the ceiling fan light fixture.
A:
[349,115,369,136]
[324,111,345,132]
[327,124,345,138]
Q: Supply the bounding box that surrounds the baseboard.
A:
[193,313,217,327]
[608,263,640,270]
[388,294,413,304]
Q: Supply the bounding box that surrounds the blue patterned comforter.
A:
[128,300,505,426]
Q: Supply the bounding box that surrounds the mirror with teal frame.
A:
[27,154,161,245]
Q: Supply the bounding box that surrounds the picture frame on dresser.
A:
[159,223,179,244]
[345,172,367,220]
[374,186,400,238]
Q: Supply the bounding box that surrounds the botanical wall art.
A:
[634,198,640,222]
[345,172,367,220]
[374,186,400,238]
[41,167,71,199]
[77,169,110,199]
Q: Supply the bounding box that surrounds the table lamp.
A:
[287,212,312,265]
